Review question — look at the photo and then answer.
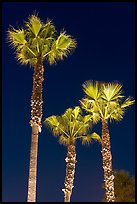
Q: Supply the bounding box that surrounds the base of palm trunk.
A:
[27,123,39,202]
[63,145,76,202]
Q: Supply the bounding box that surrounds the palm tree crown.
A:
[7,13,77,66]
[45,106,101,145]
[80,80,135,123]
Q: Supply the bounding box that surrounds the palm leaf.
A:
[101,82,124,102]
[47,31,76,65]
[56,31,76,51]
[7,27,27,48]
[82,80,101,100]
[72,106,81,119]
[39,18,57,39]
[45,116,59,127]
[26,14,43,37]
[81,132,101,145]
[59,135,69,146]
[121,97,135,108]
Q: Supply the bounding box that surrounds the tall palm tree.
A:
[80,81,135,202]
[44,106,101,202]
[7,13,77,202]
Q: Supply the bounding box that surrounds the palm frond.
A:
[101,82,124,102]
[92,112,101,123]
[79,98,92,113]
[121,97,135,108]
[26,14,43,37]
[72,106,82,119]
[56,31,76,52]
[39,18,57,39]
[81,132,101,145]
[7,27,27,49]
[58,135,69,146]
[82,80,101,100]
[15,46,37,65]
[47,31,76,65]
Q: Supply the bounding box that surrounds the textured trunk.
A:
[27,56,44,202]
[101,119,115,202]
[62,145,76,202]
[30,56,44,129]
[27,123,39,202]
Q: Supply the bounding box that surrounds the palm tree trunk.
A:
[27,123,39,202]
[27,56,44,202]
[101,119,115,202]
[63,144,76,202]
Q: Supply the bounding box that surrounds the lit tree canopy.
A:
[7,13,77,66]
[80,81,135,123]
[44,106,101,145]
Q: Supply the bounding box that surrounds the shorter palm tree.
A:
[44,106,101,202]
[80,81,135,202]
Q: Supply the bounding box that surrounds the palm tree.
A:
[80,81,135,202]
[44,106,101,202]
[7,13,77,202]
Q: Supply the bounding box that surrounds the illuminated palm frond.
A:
[44,116,62,136]
[59,135,69,145]
[82,80,101,100]
[121,97,135,108]
[101,82,124,102]
[81,132,101,145]
[7,27,27,49]
[47,31,76,65]
[26,14,43,37]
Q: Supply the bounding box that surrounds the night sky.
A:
[2,2,135,202]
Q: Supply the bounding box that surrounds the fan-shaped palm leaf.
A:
[26,14,43,37]
[121,97,135,108]
[7,27,27,48]
[47,31,76,65]
[81,132,101,145]
[101,82,124,102]
[82,80,101,100]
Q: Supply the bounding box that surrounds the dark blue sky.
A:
[2,2,135,202]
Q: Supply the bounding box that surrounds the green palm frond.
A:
[101,82,124,102]
[39,18,57,39]
[26,14,43,37]
[92,112,101,123]
[56,31,76,52]
[59,135,69,146]
[72,106,82,119]
[110,106,125,121]
[83,114,92,123]
[47,31,76,65]
[7,27,27,49]
[82,80,101,100]
[44,116,61,136]
[79,98,92,113]
[45,115,59,127]
[121,97,135,108]
[81,132,101,145]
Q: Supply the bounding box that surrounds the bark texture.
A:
[101,119,115,202]
[27,123,39,202]
[27,57,44,202]
[63,145,76,202]
[30,56,44,129]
